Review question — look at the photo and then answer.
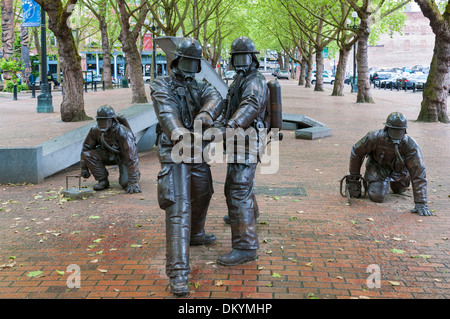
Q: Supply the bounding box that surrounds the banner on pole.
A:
[22,0,41,27]
[144,33,154,51]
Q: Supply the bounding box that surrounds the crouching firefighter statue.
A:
[80,105,142,194]
[150,38,224,296]
[344,112,432,216]
[214,36,279,267]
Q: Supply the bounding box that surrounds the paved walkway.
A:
[0,78,449,300]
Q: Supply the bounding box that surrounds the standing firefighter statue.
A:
[344,112,432,216]
[150,38,224,296]
[80,105,142,194]
[214,36,274,266]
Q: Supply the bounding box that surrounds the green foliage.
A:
[0,58,23,76]
[2,80,29,93]
[0,58,25,92]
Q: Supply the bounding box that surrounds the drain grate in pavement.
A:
[254,185,307,197]
[214,181,308,197]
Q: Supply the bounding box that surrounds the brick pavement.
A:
[0,79,449,300]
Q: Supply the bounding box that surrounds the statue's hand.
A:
[195,112,214,128]
[346,174,362,198]
[411,203,433,216]
[126,183,142,194]
[81,168,90,179]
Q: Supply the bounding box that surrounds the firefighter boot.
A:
[93,179,110,191]
[217,248,257,266]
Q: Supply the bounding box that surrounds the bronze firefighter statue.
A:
[345,112,432,216]
[214,36,270,266]
[150,38,224,296]
[80,105,141,194]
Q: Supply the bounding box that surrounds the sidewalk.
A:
[0,79,449,299]
[0,87,138,147]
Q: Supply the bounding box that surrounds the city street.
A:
[0,75,449,300]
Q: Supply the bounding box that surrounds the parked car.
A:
[398,73,421,89]
[344,74,357,85]
[277,70,289,79]
[369,68,380,81]
[223,70,236,80]
[411,74,428,90]
[411,65,424,73]
[377,74,398,88]
[380,75,403,89]
[401,67,412,73]
[143,75,151,83]
[373,72,395,85]
[272,69,279,77]
[311,73,335,84]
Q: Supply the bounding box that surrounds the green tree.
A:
[414,0,449,123]
[34,0,91,122]
[111,0,150,104]
[344,0,410,103]
[82,0,114,89]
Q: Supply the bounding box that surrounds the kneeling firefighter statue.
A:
[150,38,224,296]
[80,105,142,194]
[343,112,432,216]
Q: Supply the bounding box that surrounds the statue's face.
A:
[178,57,199,79]
[387,128,406,141]
[232,53,252,73]
[98,118,112,133]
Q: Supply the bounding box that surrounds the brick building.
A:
[367,7,435,70]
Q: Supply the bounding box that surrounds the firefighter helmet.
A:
[384,112,408,129]
[171,38,203,73]
[96,105,116,119]
[230,36,260,55]
[173,38,203,60]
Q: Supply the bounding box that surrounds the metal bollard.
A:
[32,83,36,98]
[13,84,18,100]
[102,81,105,91]
[94,82,97,92]
[85,82,88,92]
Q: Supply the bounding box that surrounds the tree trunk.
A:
[35,0,90,122]
[417,34,450,123]
[314,48,324,91]
[117,0,149,104]
[119,36,148,104]
[57,23,89,121]
[298,59,306,86]
[99,17,113,90]
[356,22,374,103]
[414,0,450,123]
[305,58,313,88]
[332,48,350,96]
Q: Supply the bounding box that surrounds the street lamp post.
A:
[347,12,359,94]
[148,15,158,83]
[37,8,53,113]
[152,24,157,81]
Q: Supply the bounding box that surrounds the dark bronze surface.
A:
[150,38,224,296]
[80,106,141,194]
[347,112,432,216]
